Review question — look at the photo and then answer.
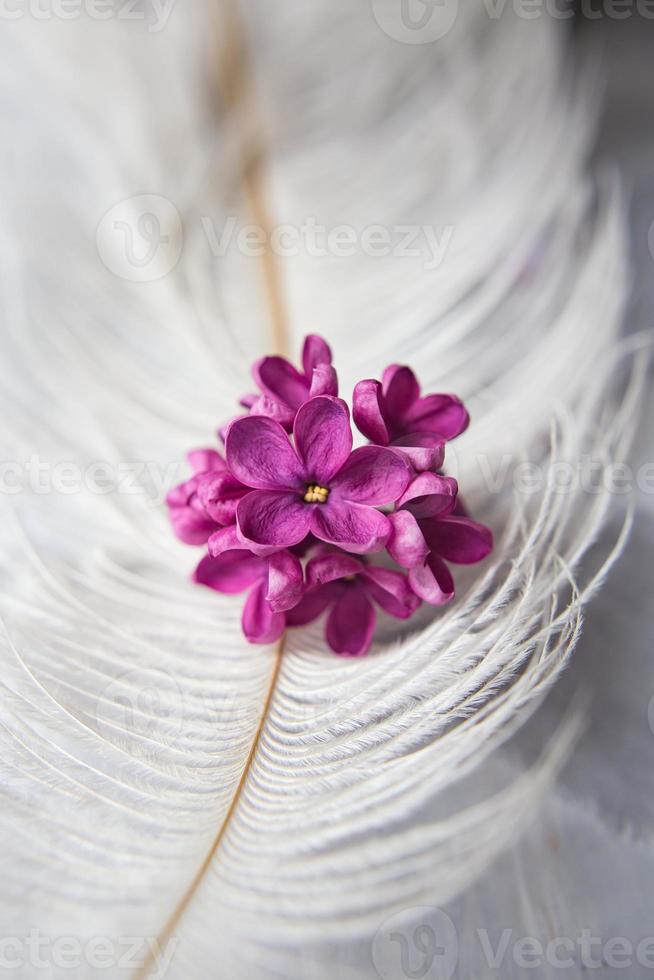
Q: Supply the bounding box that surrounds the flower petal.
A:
[311,500,391,554]
[387,510,429,568]
[302,334,332,375]
[253,355,309,410]
[305,552,363,588]
[361,566,421,619]
[326,586,376,656]
[294,396,353,485]
[248,394,296,430]
[218,414,245,444]
[225,416,305,491]
[309,363,338,398]
[193,551,265,594]
[187,448,226,474]
[389,434,445,472]
[409,554,455,605]
[397,473,458,519]
[352,379,389,445]
[405,393,469,440]
[286,583,339,627]
[421,516,493,564]
[167,476,217,545]
[382,364,420,422]
[236,490,312,554]
[330,445,410,505]
[266,550,304,612]
[242,580,285,644]
[207,523,241,557]
[197,472,248,525]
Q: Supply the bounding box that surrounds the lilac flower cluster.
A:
[168,336,492,655]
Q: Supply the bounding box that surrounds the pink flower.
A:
[223,395,411,556]
[353,365,469,470]
[245,334,338,431]
[387,472,493,604]
[193,541,303,644]
[166,449,227,545]
[287,551,420,656]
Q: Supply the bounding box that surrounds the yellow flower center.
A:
[303,483,329,504]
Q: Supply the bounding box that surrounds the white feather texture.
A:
[0,2,644,978]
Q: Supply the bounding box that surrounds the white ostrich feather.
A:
[0,2,644,978]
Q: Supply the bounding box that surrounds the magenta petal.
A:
[352,379,390,445]
[239,393,257,409]
[242,580,285,644]
[397,473,458,519]
[187,448,226,474]
[208,523,241,557]
[302,334,332,375]
[330,445,410,505]
[253,356,309,410]
[306,552,363,588]
[382,365,421,421]
[389,434,445,472]
[387,510,429,568]
[311,500,391,554]
[326,586,376,656]
[167,477,217,545]
[193,551,265,594]
[294,396,353,485]
[197,472,248,525]
[169,508,216,546]
[236,490,312,553]
[266,550,304,613]
[225,415,305,491]
[286,583,338,627]
[248,394,296,430]
[422,516,493,565]
[406,394,470,440]
[309,363,338,398]
[409,554,455,605]
[361,566,421,619]
[218,414,245,444]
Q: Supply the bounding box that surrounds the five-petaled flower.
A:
[169,335,493,654]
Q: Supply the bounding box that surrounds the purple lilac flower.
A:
[194,538,303,644]
[166,449,227,545]
[167,448,249,544]
[169,334,493,655]
[387,472,493,604]
[353,364,468,470]
[223,395,411,556]
[236,334,338,432]
[286,551,420,656]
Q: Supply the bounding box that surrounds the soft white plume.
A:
[0,3,644,978]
